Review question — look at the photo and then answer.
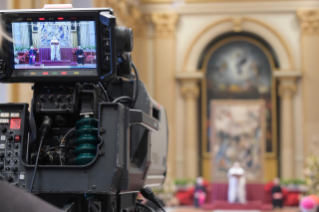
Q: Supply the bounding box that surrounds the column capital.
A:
[151,13,179,38]
[278,77,297,98]
[180,81,200,99]
[297,9,319,35]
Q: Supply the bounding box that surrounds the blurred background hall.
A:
[2,0,319,211]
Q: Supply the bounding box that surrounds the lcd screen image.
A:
[12,21,97,70]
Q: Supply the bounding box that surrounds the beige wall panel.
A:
[302,34,319,157]
[18,84,33,105]
[294,79,304,178]
[175,83,185,178]
[147,37,154,96]
[153,37,176,177]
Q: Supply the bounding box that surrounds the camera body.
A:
[0,6,168,212]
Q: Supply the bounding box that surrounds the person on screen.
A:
[227,162,246,204]
[76,46,84,66]
[29,46,37,65]
[50,36,60,61]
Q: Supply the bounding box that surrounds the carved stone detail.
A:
[297,9,319,34]
[151,13,179,37]
[181,81,200,99]
[278,79,297,98]
[232,17,243,33]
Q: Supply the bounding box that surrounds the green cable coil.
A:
[74,117,99,165]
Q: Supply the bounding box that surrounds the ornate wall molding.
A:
[232,17,243,33]
[151,13,179,38]
[182,17,295,71]
[180,82,200,99]
[278,82,297,98]
[297,9,319,35]
[274,70,301,98]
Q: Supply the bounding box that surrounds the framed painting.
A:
[210,100,266,182]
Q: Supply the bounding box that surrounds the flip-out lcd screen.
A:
[11,19,98,77]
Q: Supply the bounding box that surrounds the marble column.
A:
[151,13,178,177]
[180,79,200,178]
[298,10,319,158]
[278,77,297,179]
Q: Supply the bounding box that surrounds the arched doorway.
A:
[199,33,279,181]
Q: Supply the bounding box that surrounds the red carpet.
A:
[201,183,273,211]
[202,200,273,211]
[35,60,77,66]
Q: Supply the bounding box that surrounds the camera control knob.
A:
[102,26,109,37]
[103,56,110,66]
[6,176,13,182]
[0,126,7,134]
[7,135,13,142]
[40,95,45,101]
[11,166,18,172]
[61,103,66,109]
[103,41,110,52]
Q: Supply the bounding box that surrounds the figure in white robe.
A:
[50,37,60,61]
[227,162,246,204]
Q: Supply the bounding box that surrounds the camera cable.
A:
[29,116,52,193]
[140,186,166,212]
[87,199,99,212]
[112,95,132,103]
[136,202,156,212]
[98,82,110,102]
[131,62,139,108]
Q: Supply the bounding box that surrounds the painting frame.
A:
[210,99,266,183]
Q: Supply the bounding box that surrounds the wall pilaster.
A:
[180,79,200,178]
[151,13,178,177]
[297,10,319,159]
[277,77,297,179]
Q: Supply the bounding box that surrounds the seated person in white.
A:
[50,37,60,61]
[227,162,246,204]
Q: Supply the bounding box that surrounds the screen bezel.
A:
[2,11,102,82]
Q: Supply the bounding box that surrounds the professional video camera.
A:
[0,5,168,212]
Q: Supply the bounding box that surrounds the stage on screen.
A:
[12,21,97,70]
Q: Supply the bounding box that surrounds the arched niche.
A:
[177,17,293,181]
